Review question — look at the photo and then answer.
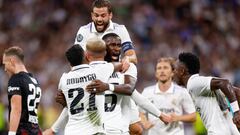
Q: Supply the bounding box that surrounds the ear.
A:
[109,12,113,20]
[103,50,107,57]
[91,12,94,20]
[85,52,90,62]
[9,57,16,65]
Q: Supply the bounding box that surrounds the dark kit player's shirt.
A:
[8,72,42,135]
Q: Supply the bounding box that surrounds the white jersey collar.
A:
[71,64,90,71]
[154,82,174,94]
[89,61,108,65]
[91,20,114,33]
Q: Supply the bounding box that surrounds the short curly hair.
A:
[178,52,200,74]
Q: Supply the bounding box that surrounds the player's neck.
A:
[158,80,172,92]
[14,64,28,74]
[91,58,105,62]
[182,75,191,87]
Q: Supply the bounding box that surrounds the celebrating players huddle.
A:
[3,0,240,135]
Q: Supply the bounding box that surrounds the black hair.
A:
[65,45,84,66]
[178,52,200,74]
[102,33,120,41]
[92,0,112,13]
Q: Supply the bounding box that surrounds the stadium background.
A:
[0,0,240,134]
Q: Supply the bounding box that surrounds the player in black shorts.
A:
[2,46,42,135]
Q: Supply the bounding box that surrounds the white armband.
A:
[8,131,16,135]
[230,101,239,113]
[109,84,115,92]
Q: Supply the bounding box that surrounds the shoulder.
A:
[9,73,25,84]
[112,22,128,31]
[174,84,187,91]
[77,23,92,33]
[174,84,190,95]
[142,85,155,95]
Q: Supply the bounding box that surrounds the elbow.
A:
[217,79,231,90]
[124,84,135,95]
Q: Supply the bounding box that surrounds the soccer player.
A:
[2,46,42,135]
[43,37,123,135]
[86,33,171,135]
[74,0,137,64]
[173,52,240,135]
[140,57,196,135]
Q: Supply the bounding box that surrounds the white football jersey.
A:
[187,74,239,135]
[58,63,114,135]
[141,83,195,135]
[104,63,137,135]
[74,21,133,52]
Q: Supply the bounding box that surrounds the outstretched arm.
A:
[170,112,196,123]
[211,78,240,127]
[131,90,171,123]
[86,75,136,95]
[43,108,68,135]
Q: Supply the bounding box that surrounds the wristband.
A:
[230,101,239,113]
[8,131,16,135]
[109,84,115,92]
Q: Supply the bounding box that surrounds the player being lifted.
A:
[3,46,42,135]
[173,52,240,135]
[74,0,137,65]
[86,33,171,135]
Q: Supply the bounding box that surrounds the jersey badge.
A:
[77,34,83,42]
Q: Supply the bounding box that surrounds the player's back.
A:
[8,71,41,134]
[60,64,105,135]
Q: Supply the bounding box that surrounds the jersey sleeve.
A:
[120,25,134,53]
[124,63,137,79]
[188,76,213,96]
[95,63,114,82]
[74,27,87,50]
[58,73,66,91]
[181,89,196,114]
[8,76,22,96]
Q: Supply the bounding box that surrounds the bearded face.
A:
[91,7,112,32]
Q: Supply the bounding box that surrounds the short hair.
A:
[92,0,112,13]
[65,45,84,66]
[157,57,175,71]
[86,37,106,54]
[178,52,200,74]
[4,46,24,62]
[102,33,120,41]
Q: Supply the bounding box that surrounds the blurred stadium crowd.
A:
[0,0,240,134]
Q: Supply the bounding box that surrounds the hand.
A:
[170,113,179,122]
[233,110,240,128]
[121,56,130,73]
[141,121,154,130]
[55,91,66,107]
[86,80,109,94]
[43,128,55,135]
[159,113,172,124]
